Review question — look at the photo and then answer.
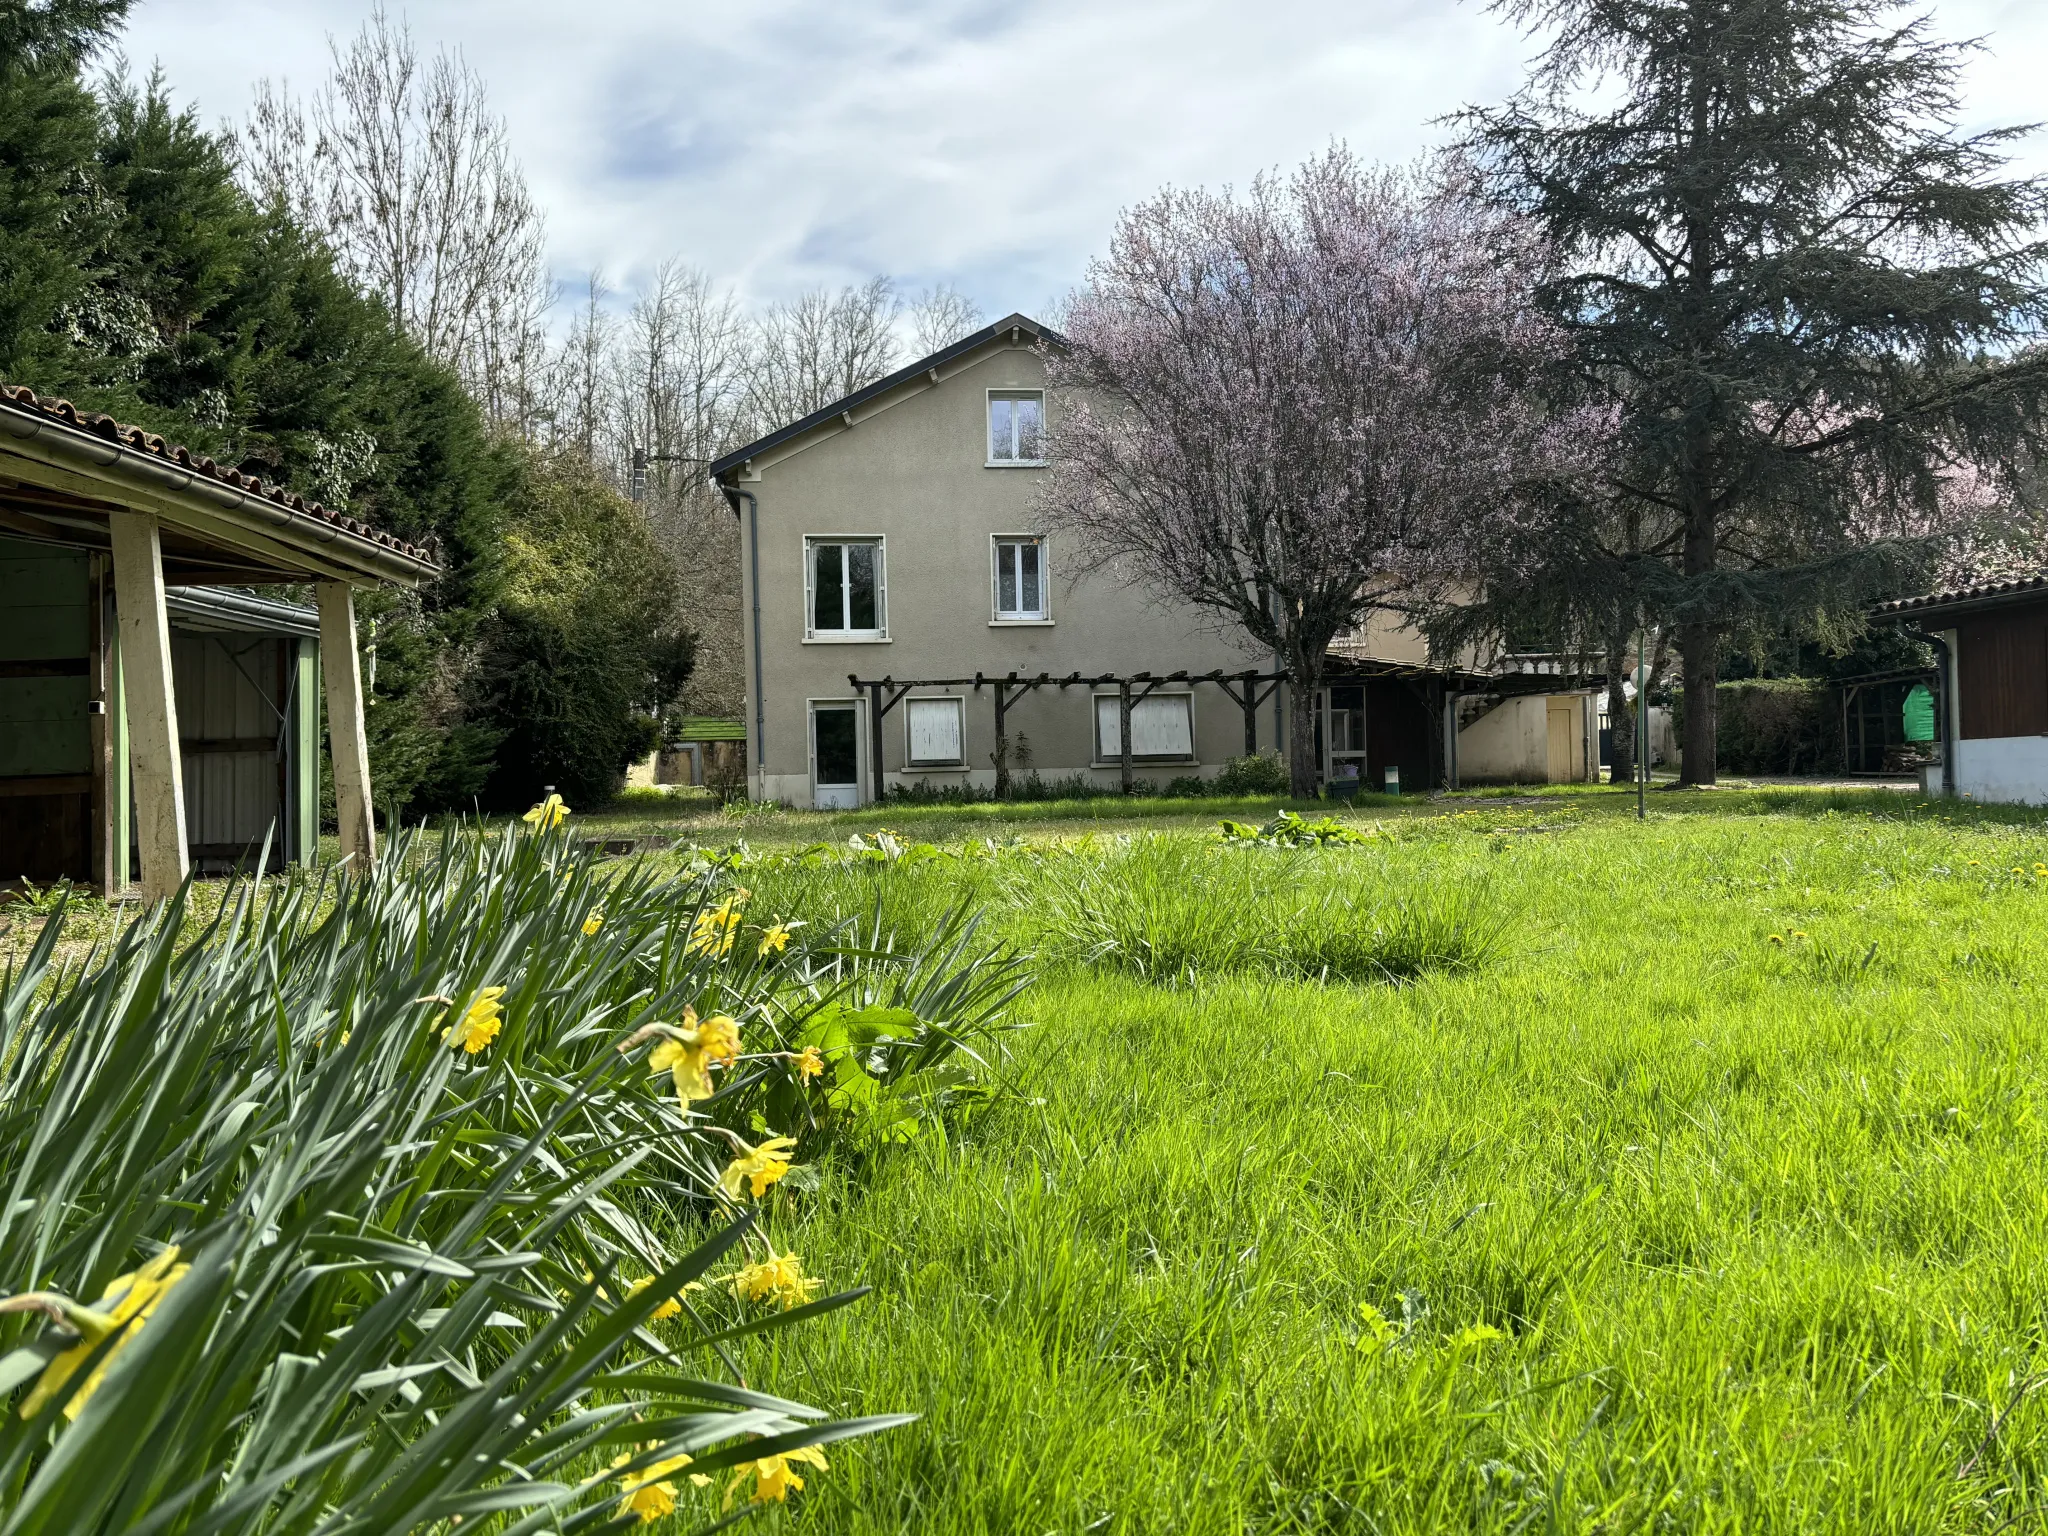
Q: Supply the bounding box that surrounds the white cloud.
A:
[116,0,2048,322]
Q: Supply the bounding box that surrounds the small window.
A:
[807,538,885,637]
[1095,694,1195,761]
[905,697,965,766]
[988,391,1045,464]
[993,536,1047,621]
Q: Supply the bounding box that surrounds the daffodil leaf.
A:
[0,1337,65,1398]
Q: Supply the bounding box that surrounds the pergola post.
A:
[317,581,375,872]
[107,512,189,902]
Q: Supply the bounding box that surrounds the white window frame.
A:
[990,534,1051,624]
[985,389,1046,467]
[1092,690,1197,765]
[803,535,888,642]
[903,694,967,770]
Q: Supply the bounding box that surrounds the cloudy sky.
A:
[119,0,2048,323]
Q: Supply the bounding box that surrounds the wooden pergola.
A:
[0,386,438,900]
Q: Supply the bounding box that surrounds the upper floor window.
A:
[807,537,886,639]
[987,391,1044,465]
[993,536,1047,621]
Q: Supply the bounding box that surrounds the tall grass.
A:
[1022,836,1507,983]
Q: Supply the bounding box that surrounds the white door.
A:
[811,703,862,810]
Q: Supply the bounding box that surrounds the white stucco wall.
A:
[1455,694,1599,784]
[1955,736,2048,806]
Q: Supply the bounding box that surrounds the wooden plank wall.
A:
[0,537,91,882]
[1957,603,2048,740]
[171,631,288,870]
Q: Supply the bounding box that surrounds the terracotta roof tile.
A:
[0,382,439,568]
[1873,571,2048,617]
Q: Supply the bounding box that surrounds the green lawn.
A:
[691,789,2048,1533]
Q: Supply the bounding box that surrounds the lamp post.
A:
[1635,628,1647,821]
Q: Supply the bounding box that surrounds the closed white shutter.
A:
[1131,695,1193,757]
[907,698,963,764]
[1095,695,1193,758]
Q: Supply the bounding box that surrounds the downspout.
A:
[1917,629,1955,797]
[722,484,767,788]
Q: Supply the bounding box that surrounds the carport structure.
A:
[0,386,438,900]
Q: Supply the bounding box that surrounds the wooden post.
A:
[291,637,320,864]
[868,681,886,806]
[108,603,130,893]
[1242,670,1259,756]
[993,683,1010,799]
[317,581,375,872]
[1118,678,1134,795]
[108,511,188,902]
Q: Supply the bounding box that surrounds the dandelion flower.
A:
[523,794,570,830]
[647,1007,743,1104]
[1767,934,1784,945]
[1790,929,1807,940]
[794,1044,825,1081]
[441,987,506,1054]
[725,1446,828,1507]
[582,910,605,937]
[758,922,792,957]
[729,1252,824,1310]
[18,1247,191,1420]
[719,1135,798,1200]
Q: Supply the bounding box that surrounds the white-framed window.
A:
[1094,692,1195,762]
[805,537,886,639]
[992,535,1048,621]
[905,696,966,767]
[987,391,1045,465]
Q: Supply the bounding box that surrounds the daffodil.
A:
[613,1451,711,1522]
[625,1274,701,1321]
[523,793,571,830]
[582,910,605,937]
[725,1446,828,1507]
[688,901,743,957]
[729,1252,824,1310]
[719,1135,798,1200]
[757,922,792,957]
[441,986,506,1054]
[793,1044,825,1081]
[646,1007,743,1104]
[15,1247,190,1420]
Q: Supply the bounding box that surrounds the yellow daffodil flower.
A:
[757,922,792,957]
[441,986,506,1054]
[18,1247,191,1419]
[523,793,570,830]
[613,1451,711,1522]
[725,1446,828,1507]
[729,1252,824,1310]
[646,1007,743,1104]
[719,1135,798,1200]
[688,902,743,957]
[582,910,605,937]
[625,1274,701,1321]
[794,1044,825,1081]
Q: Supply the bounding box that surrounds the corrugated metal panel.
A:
[1957,603,2048,740]
[172,631,287,858]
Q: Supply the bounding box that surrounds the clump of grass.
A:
[1025,836,1504,984]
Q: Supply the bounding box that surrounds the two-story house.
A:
[709,313,1600,808]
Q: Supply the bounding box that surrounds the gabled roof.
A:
[1872,571,2048,623]
[708,312,1062,482]
[0,383,439,585]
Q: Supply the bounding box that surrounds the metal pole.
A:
[1635,630,1647,820]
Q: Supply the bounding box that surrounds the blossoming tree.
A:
[1039,149,1583,798]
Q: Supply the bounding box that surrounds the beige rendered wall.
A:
[733,340,1275,805]
[1455,693,1600,785]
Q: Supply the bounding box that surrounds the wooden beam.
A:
[318,581,375,873]
[108,510,188,901]
[292,637,318,865]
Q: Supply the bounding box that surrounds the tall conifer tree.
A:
[1463,0,2048,783]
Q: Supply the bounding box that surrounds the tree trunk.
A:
[1677,622,1719,785]
[1605,642,1635,786]
[1287,671,1319,799]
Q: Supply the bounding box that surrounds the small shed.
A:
[1873,574,2048,805]
[0,385,437,898]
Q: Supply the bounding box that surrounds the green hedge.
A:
[1713,679,1843,775]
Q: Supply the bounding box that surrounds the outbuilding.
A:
[0,385,438,898]
[1873,573,2048,805]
